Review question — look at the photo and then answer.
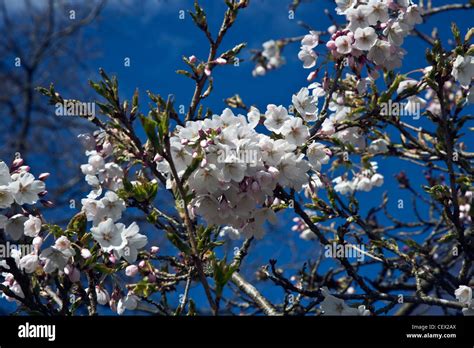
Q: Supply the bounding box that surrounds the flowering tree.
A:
[0,0,473,316]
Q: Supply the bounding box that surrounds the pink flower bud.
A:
[81,248,92,259]
[326,40,336,50]
[40,200,54,208]
[64,265,81,283]
[109,299,117,312]
[109,254,117,264]
[307,71,318,81]
[32,236,43,250]
[267,166,279,178]
[189,55,197,64]
[102,141,113,156]
[153,154,163,162]
[12,158,24,168]
[38,173,50,181]
[150,246,160,254]
[138,260,146,268]
[214,57,227,65]
[125,265,139,277]
[204,66,211,76]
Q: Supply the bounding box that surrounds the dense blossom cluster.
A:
[0,158,49,301]
[78,133,125,198]
[79,133,148,263]
[156,107,331,238]
[300,0,423,73]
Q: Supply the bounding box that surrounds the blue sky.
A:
[2,0,473,315]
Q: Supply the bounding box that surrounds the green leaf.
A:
[139,114,161,152]
[94,264,116,275]
[66,212,87,237]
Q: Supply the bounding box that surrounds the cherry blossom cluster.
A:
[79,133,148,263]
[156,107,328,238]
[292,213,317,241]
[0,157,83,302]
[0,158,47,241]
[79,132,124,199]
[300,0,423,74]
[252,40,286,77]
[333,161,384,195]
[2,230,77,301]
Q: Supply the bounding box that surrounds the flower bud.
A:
[147,273,156,283]
[12,158,24,168]
[102,141,113,156]
[214,57,227,65]
[64,265,81,283]
[109,254,117,264]
[150,246,160,254]
[95,286,110,305]
[32,236,43,250]
[81,248,92,259]
[38,173,50,181]
[326,40,336,50]
[125,265,139,277]
[40,200,54,208]
[307,71,318,81]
